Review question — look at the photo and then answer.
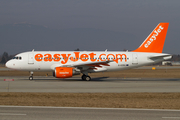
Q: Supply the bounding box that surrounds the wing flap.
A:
[51,60,113,70]
[65,60,112,67]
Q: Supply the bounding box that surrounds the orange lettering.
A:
[35,54,43,62]
[99,54,106,61]
[114,54,127,63]
[89,53,96,62]
[44,54,52,62]
[53,54,61,62]
[35,53,127,64]
[61,54,71,64]
[80,54,88,62]
[107,54,115,61]
[70,52,80,62]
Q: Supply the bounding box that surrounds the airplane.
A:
[6,23,172,81]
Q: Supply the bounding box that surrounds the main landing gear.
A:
[29,71,33,80]
[81,74,91,81]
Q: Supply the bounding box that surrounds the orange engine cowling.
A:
[53,67,80,78]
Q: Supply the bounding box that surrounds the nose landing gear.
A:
[29,71,33,80]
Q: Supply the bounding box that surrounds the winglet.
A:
[133,23,169,53]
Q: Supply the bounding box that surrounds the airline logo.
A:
[34,52,127,64]
[144,25,164,48]
[132,23,169,53]
[59,72,69,74]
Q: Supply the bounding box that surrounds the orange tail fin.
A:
[133,23,169,53]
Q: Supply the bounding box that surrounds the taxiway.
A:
[0,106,180,120]
[1,76,180,93]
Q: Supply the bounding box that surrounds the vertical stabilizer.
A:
[133,23,169,53]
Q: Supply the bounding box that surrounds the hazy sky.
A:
[0,0,180,54]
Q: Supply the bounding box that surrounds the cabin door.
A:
[28,53,34,64]
[132,54,138,64]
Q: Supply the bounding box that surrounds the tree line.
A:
[0,52,14,64]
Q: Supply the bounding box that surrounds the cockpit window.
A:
[13,57,18,59]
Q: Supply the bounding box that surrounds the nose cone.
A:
[5,60,14,69]
[5,61,11,68]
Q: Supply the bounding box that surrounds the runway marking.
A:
[162,117,180,119]
[1,105,180,112]
[4,79,14,81]
[0,113,26,116]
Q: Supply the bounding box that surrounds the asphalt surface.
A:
[1,76,180,93]
[0,106,180,120]
[1,67,180,119]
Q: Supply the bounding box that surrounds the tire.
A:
[81,75,86,80]
[85,76,91,81]
[29,76,33,81]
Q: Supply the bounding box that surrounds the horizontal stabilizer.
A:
[148,54,172,60]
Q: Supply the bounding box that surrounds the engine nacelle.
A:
[53,67,80,78]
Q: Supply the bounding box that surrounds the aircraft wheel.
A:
[85,76,91,81]
[29,76,33,81]
[81,75,86,80]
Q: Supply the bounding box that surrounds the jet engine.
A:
[53,67,80,78]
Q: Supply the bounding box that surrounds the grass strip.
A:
[0,92,180,109]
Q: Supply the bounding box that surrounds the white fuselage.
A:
[6,51,171,72]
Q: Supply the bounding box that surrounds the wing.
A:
[50,60,113,72]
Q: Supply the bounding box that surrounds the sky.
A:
[0,0,180,54]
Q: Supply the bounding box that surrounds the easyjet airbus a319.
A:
[6,23,172,81]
